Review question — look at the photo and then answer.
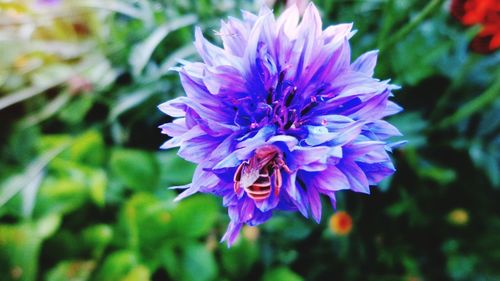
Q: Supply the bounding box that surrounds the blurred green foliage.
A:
[1,0,499,280]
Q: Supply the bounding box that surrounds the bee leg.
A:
[234,163,245,195]
[274,166,282,196]
[234,181,241,195]
[282,163,291,174]
[276,157,292,174]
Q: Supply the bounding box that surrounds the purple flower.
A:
[159,3,403,246]
[37,0,61,6]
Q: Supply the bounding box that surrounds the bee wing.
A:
[239,159,261,188]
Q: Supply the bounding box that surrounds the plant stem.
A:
[379,0,445,53]
[435,75,500,129]
[429,54,480,121]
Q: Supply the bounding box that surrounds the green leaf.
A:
[31,64,73,88]
[75,0,144,20]
[262,267,303,281]
[20,93,72,129]
[156,45,197,78]
[0,215,61,281]
[170,195,219,238]
[6,125,40,165]
[108,81,168,122]
[88,169,107,207]
[20,171,43,218]
[263,215,312,241]
[180,243,217,281]
[469,140,500,188]
[121,265,150,281]
[117,192,175,262]
[388,112,428,149]
[418,163,456,185]
[447,255,478,280]
[68,131,106,167]
[46,260,96,281]
[220,239,258,277]
[0,73,58,111]
[0,224,40,281]
[94,250,140,281]
[437,76,500,129]
[82,224,113,258]
[386,6,452,85]
[159,244,181,280]
[110,149,159,191]
[36,135,72,155]
[129,14,197,77]
[82,56,117,91]
[0,142,69,210]
[35,214,62,239]
[34,175,88,217]
[157,150,196,186]
[386,200,412,218]
[36,154,107,211]
[59,96,94,125]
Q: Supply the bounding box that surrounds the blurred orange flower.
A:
[451,0,500,53]
[329,211,353,236]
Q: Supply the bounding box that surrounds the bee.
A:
[233,145,291,201]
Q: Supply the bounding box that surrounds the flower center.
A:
[235,69,327,131]
[265,72,321,131]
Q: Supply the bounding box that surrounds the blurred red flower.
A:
[451,0,500,53]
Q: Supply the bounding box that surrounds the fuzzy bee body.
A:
[233,145,290,201]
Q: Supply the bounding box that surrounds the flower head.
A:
[159,3,403,246]
[451,0,500,54]
[37,0,62,6]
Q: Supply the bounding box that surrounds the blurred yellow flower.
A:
[242,226,260,242]
[448,208,469,226]
[329,211,353,236]
[405,275,422,281]
[13,55,30,71]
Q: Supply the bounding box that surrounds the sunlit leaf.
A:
[88,169,107,207]
[121,265,150,281]
[129,14,197,77]
[46,260,95,281]
[59,96,94,125]
[21,171,43,218]
[262,267,303,281]
[82,224,113,259]
[68,130,106,167]
[110,149,159,191]
[0,142,69,209]
[156,45,197,78]
[0,215,61,281]
[76,0,144,20]
[93,250,140,281]
[108,81,168,122]
[34,175,88,217]
[170,195,219,238]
